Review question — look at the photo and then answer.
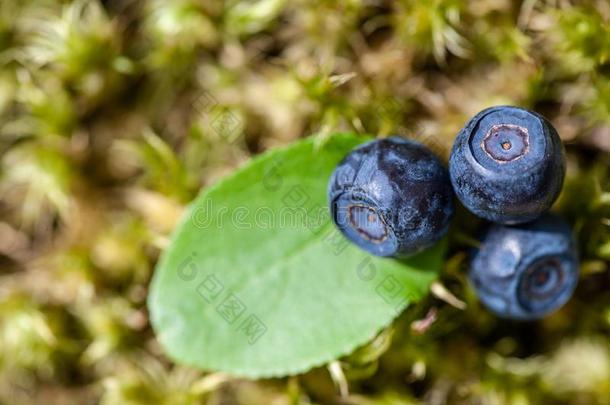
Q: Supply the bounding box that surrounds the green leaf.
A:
[148,133,446,378]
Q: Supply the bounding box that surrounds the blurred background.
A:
[0,0,609,404]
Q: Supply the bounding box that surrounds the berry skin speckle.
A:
[328,137,454,257]
[449,106,566,224]
[469,214,579,320]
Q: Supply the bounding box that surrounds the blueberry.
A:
[328,137,454,257]
[469,214,579,320]
[449,106,566,224]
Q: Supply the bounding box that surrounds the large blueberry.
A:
[469,214,579,320]
[449,106,566,224]
[328,137,454,257]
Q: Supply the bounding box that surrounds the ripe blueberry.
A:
[328,137,454,257]
[449,106,566,224]
[469,214,579,320]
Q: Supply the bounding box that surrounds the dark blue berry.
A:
[449,106,566,224]
[469,214,579,320]
[328,137,454,257]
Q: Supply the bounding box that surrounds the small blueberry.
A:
[469,214,579,320]
[328,137,454,257]
[449,106,566,224]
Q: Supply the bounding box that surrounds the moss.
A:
[0,0,608,403]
